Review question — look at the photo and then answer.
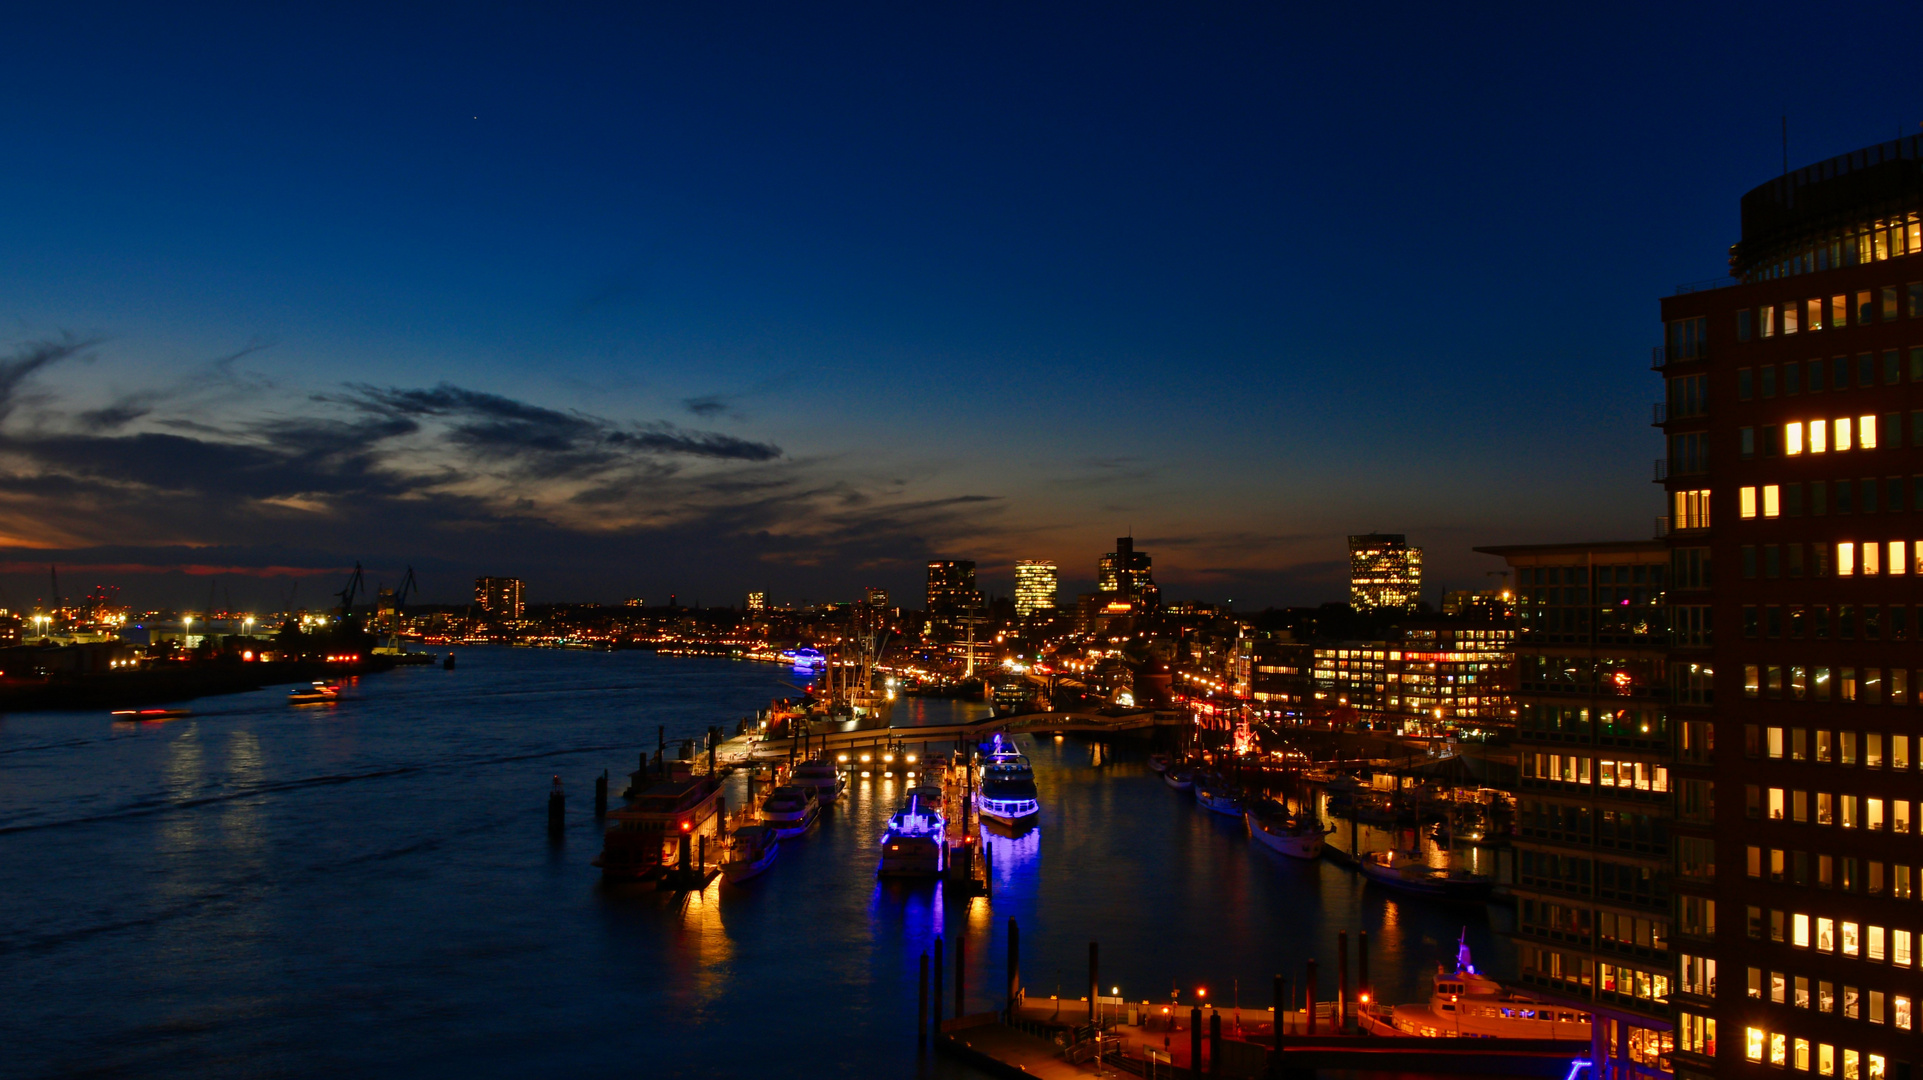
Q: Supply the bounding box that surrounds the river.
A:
[0,647,1514,1078]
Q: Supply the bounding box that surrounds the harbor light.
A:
[837,753,848,762]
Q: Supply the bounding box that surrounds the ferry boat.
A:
[974,742,1039,828]
[1193,773,1245,818]
[721,824,780,883]
[778,646,827,669]
[1163,765,1195,790]
[790,757,845,804]
[1358,849,1495,899]
[760,784,820,838]
[1365,934,1591,1040]
[1246,800,1330,859]
[988,672,1032,717]
[287,682,340,705]
[878,786,948,877]
[594,774,724,881]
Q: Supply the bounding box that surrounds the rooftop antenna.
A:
[1782,114,1788,176]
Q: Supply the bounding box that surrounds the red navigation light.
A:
[680,821,691,831]
[1197,988,1207,998]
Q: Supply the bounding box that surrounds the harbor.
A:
[1,647,1523,1078]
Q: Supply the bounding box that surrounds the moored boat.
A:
[760,785,820,838]
[878,786,947,877]
[975,751,1039,828]
[1365,934,1592,1040]
[1147,753,1170,773]
[790,757,845,804]
[1163,766,1195,790]
[1358,849,1494,899]
[1194,773,1245,818]
[721,824,780,883]
[594,774,724,881]
[1246,800,1331,859]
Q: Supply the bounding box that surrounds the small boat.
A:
[443,653,456,670]
[721,824,780,883]
[1163,766,1195,791]
[1359,849,1494,899]
[1246,800,1331,859]
[1323,774,1365,795]
[1194,774,1245,818]
[287,682,340,705]
[1147,753,1170,773]
[760,785,820,838]
[790,757,845,804]
[110,708,191,722]
[878,787,948,877]
[1366,933,1591,1040]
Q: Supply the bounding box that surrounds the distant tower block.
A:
[1347,534,1422,613]
[474,576,526,620]
[1013,560,1058,617]
[746,592,766,613]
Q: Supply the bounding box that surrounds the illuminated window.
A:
[1796,1038,1811,1071]
[1818,917,1835,951]
[1773,1032,1788,1067]
[1898,995,1913,1030]
[1861,415,1878,448]
[1741,487,1758,518]
[1794,912,1811,947]
[1819,1043,1834,1076]
[1789,421,1806,454]
[1838,417,1854,451]
[1747,1026,1765,1061]
[1844,1049,1859,1080]
[1843,921,1859,957]
[1674,489,1711,530]
[1764,485,1781,517]
[1892,541,1909,575]
[1864,542,1881,575]
[1838,542,1856,576]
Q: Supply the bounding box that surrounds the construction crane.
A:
[335,562,366,622]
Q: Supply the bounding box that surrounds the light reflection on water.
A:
[0,650,1513,1080]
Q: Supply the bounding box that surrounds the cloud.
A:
[0,335,99,421]
[683,394,732,418]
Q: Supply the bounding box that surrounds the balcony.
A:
[1653,516,1669,538]
[1651,402,1666,425]
[1652,458,1667,482]
[1650,346,1666,370]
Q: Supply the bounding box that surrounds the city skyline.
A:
[3,5,1919,611]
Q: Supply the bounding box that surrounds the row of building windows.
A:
[1746,724,1917,767]
[1518,946,1673,1003]
[1744,911,1919,966]
[1742,604,1923,643]
[1733,536,1923,576]
[1744,787,1917,833]
[1742,849,1917,897]
[1519,851,1668,907]
[1519,799,1670,852]
[1523,753,1672,791]
[1742,279,1923,340]
[1738,351,1923,400]
[1730,477,1921,520]
[1738,205,1923,283]
[1520,899,1668,953]
[1743,662,1923,703]
[1744,1027,1890,1078]
[1745,971,1913,1039]
[1518,704,1668,739]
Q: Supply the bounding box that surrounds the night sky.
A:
[3,3,1919,611]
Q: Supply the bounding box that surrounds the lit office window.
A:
[1864,542,1881,575]
[1860,415,1878,448]
[1741,487,1758,518]
[1813,420,1829,452]
[1838,542,1856,576]
[1892,541,1908,575]
[1838,417,1854,451]
[1788,421,1805,454]
[1764,485,1781,517]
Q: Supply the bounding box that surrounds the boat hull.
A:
[1358,859,1494,899]
[766,804,820,838]
[1196,791,1244,818]
[1247,813,1327,859]
[722,845,779,883]
[1164,773,1193,790]
[878,836,945,877]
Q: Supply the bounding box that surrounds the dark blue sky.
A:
[2,2,1919,611]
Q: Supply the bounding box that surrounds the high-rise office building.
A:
[1349,533,1423,613]
[474,576,524,620]
[864,586,890,608]
[925,560,981,614]
[1097,537,1158,607]
[1480,540,1676,1079]
[1014,560,1058,617]
[746,592,766,613]
[1658,136,1923,1080]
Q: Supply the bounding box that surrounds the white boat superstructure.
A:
[1366,934,1592,1040]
